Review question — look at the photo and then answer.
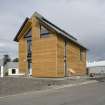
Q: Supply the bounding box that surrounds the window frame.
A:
[24,29,32,62]
[40,25,49,37]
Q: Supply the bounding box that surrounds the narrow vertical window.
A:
[80,48,84,61]
[64,40,67,77]
[24,29,32,62]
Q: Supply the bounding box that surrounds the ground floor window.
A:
[12,69,16,74]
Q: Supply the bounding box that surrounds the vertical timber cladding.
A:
[31,16,58,77]
[57,36,71,77]
[57,35,86,76]
[18,19,32,75]
[69,42,86,75]
[57,35,65,77]
[19,38,27,75]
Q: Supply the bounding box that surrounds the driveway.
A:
[0,80,105,105]
[0,77,89,97]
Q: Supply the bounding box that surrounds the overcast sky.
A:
[0,0,105,61]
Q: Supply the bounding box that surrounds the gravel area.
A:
[0,77,89,97]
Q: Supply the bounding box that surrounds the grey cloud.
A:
[0,0,105,61]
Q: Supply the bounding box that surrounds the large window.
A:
[40,25,49,37]
[24,29,32,61]
[26,37,32,62]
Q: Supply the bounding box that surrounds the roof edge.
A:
[14,17,29,42]
[33,12,87,50]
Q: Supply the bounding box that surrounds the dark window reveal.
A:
[80,48,84,61]
[12,69,16,74]
[40,25,49,37]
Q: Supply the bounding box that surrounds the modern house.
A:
[14,12,87,77]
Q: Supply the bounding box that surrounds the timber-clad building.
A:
[14,12,87,77]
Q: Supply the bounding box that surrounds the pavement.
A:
[0,79,105,105]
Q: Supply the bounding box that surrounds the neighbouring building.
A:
[6,62,20,76]
[14,12,87,77]
[0,59,3,77]
[87,61,105,75]
[0,58,23,77]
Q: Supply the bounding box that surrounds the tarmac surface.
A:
[0,77,89,97]
[0,79,105,105]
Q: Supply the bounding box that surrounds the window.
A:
[80,48,84,61]
[24,29,32,38]
[27,39,32,61]
[27,38,32,53]
[24,29,32,56]
[40,25,49,37]
[24,29,32,61]
[12,69,16,74]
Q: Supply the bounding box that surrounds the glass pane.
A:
[40,25,49,35]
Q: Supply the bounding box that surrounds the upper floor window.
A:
[40,25,49,37]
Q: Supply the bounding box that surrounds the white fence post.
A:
[1,66,4,77]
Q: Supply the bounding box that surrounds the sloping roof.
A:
[14,12,87,49]
[14,17,29,41]
[6,62,18,68]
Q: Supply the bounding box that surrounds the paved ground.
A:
[0,77,89,97]
[0,80,105,105]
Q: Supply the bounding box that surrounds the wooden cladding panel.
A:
[69,42,86,75]
[19,38,27,75]
[31,16,58,77]
[56,35,86,76]
[32,16,40,40]
[57,36,65,77]
[66,42,71,73]
[32,36,57,77]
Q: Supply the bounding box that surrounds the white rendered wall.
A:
[0,66,4,77]
[8,68,19,75]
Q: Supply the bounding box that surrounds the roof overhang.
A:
[14,17,29,42]
[33,12,88,50]
[14,12,88,50]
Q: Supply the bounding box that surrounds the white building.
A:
[0,60,24,77]
[0,59,4,77]
[87,61,105,74]
[6,62,19,76]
